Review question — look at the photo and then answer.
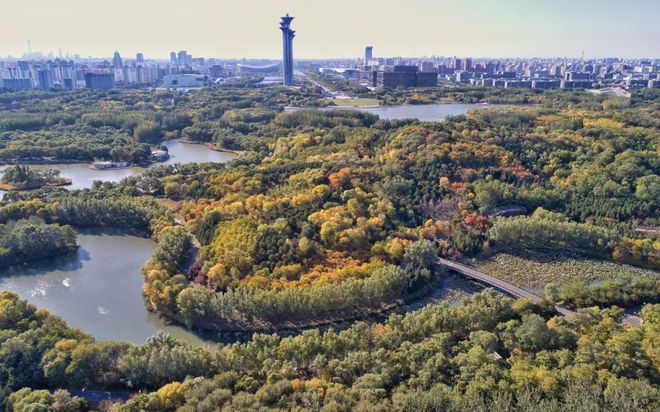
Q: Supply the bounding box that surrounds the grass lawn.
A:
[471,250,659,288]
[333,98,381,107]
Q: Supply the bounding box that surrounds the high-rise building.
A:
[169,52,177,65]
[2,78,33,90]
[365,46,373,65]
[372,65,437,89]
[113,51,123,68]
[36,69,54,89]
[280,14,295,86]
[136,53,144,63]
[177,51,188,67]
[84,73,115,90]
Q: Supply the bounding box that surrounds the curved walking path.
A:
[437,258,576,317]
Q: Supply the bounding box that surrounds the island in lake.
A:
[0,165,71,191]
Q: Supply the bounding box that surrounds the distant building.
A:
[626,79,649,89]
[208,65,225,79]
[37,69,54,89]
[372,65,437,89]
[561,80,593,89]
[112,51,123,69]
[1,78,33,90]
[532,80,560,90]
[365,46,373,65]
[419,61,435,72]
[84,73,115,90]
[504,80,532,88]
[238,63,281,74]
[170,52,177,65]
[565,71,591,81]
[493,79,506,88]
[62,78,75,89]
[17,60,30,72]
[177,51,188,67]
[162,74,208,89]
[136,53,144,63]
[151,150,169,162]
[416,72,439,87]
[455,71,472,83]
[280,14,295,86]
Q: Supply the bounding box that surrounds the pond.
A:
[0,228,210,345]
[347,103,494,122]
[286,103,495,122]
[31,140,236,190]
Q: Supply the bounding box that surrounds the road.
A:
[296,71,351,98]
[437,258,576,316]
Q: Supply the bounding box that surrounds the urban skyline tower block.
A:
[365,46,373,65]
[280,14,295,86]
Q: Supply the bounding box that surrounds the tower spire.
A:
[280,14,295,86]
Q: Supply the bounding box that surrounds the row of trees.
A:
[488,214,620,257]
[1,290,658,410]
[546,278,660,309]
[142,238,437,330]
[0,197,172,235]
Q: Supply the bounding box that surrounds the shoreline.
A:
[285,100,497,111]
[0,178,72,191]
[176,138,243,156]
[0,139,240,167]
[151,273,474,337]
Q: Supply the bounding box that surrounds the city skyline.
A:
[1,0,659,60]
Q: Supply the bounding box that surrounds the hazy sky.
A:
[2,0,659,59]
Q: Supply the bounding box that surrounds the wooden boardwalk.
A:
[437,258,576,317]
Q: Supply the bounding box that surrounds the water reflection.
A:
[0,228,211,345]
[29,140,235,190]
[349,103,493,122]
[286,103,494,122]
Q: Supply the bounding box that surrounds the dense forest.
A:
[0,219,77,266]
[0,83,324,163]
[0,291,658,411]
[0,83,658,410]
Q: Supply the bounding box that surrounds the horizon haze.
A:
[1,0,659,60]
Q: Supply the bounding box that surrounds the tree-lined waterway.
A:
[0,229,209,345]
[1,104,485,345]
[1,140,235,194]
[340,103,494,121]
[32,140,236,190]
[286,102,494,122]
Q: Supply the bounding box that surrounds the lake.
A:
[346,103,493,121]
[286,103,494,122]
[0,140,235,194]
[31,140,235,190]
[0,228,210,345]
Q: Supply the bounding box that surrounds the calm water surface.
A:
[348,103,493,121]
[29,140,235,190]
[0,228,209,345]
[286,103,494,122]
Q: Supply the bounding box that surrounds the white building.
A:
[162,74,208,89]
